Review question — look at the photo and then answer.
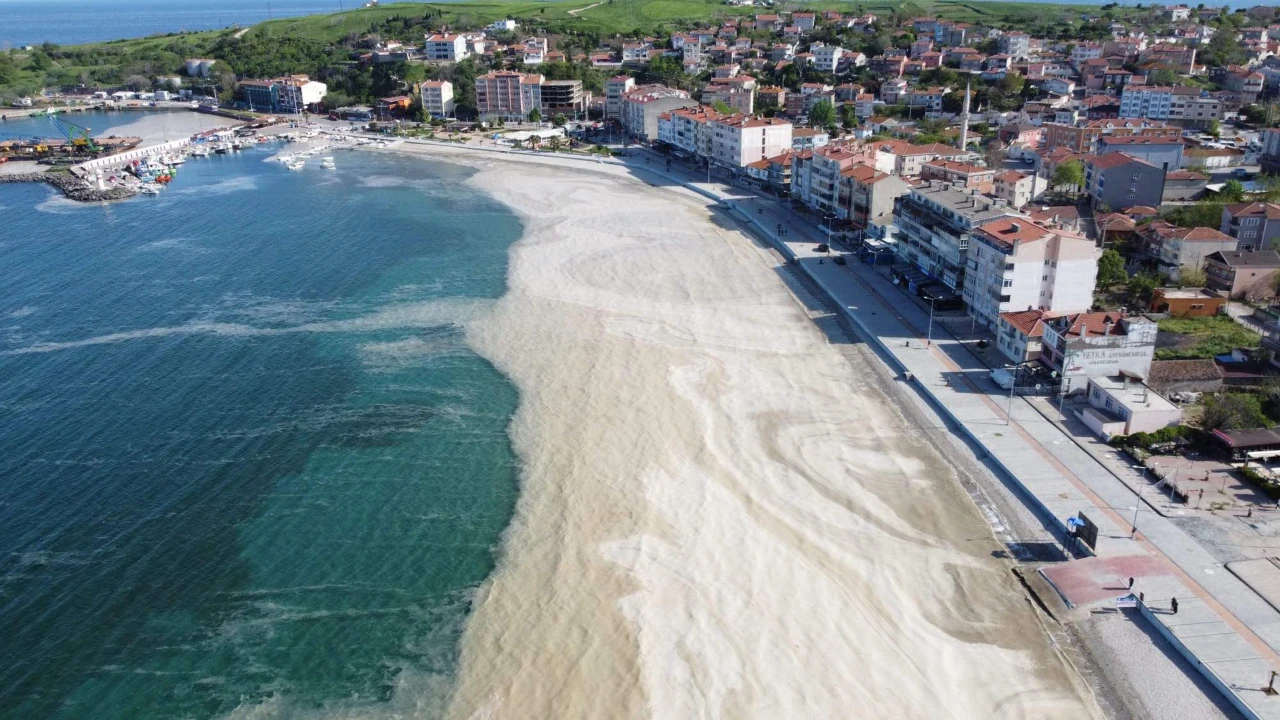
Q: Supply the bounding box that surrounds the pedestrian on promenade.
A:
[1128,577,1134,589]
[1171,597,1179,614]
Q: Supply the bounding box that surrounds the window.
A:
[1003,279,1013,288]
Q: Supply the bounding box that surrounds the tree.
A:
[840,102,857,130]
[1207,118,1221,138]
[808,99,836,129]
[1203,393,1271,430]
[1097,249,1128,286]
[552,113,567,127]
[1052,159,1084,194]
[711,100,733,115]
[1165,201,1226,228]
[124,74,152,91]
[528,107,541,125]
[1219,179,1246,203]
[1178,265,1207,288]
[1127,272,1160,302]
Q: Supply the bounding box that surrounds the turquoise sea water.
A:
[0,127,523,718]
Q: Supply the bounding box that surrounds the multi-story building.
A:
[1220,203,1280,251]
[795,145,865,215]
[903,86,947,117]
[993,170,1035,209]
[1042,118,1180,154]
[275,75,327,114]
[1261,129,1280,175]
[540,79,586,116]
[1097,135,1184,171]
[604,75,634,121]
[812,44,844,72]
[841,163,911,231]
[1039,313,1158,392]
[1083,153,1167,210]
[965,217,1101,330]
[892,182,1020,295]
[1000,31,1030,59]
[920,160,994,190]
[420,80,455,118]
[702,76,756,115]
[874,140,976,177]
[1120,85,1224,126]
[1144,223,1238,279]
[424,33,469,62]
[239,75,326,114]
[709,115,793,169]
[621,85,696,141]
[1205,250,1280,300]
[475,71,544,122]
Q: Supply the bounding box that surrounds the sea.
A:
[0,111,524,718]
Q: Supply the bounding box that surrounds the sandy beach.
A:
[371,143,1100,719]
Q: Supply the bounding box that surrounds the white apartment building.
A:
[489,19,518,32]
[1121,85,1223,125]
[994,170,1036,209]
[420,80,455,118]
[812,44,844,73]
[605,75,634,121]
[966,216,1101,328]
[621,85,696,141]
[424,34,469,62]
[710,115,793,168]
[276,75,327,114]
[1000,32,1030,59]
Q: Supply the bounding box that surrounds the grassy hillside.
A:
[0,0,1138,103]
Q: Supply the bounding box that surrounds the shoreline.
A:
[369,140,1102,718]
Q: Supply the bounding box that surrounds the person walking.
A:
[1171,597,1179,614]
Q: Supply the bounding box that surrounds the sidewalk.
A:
[615,151,1280,719]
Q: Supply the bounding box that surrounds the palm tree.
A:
[548,136,563,152]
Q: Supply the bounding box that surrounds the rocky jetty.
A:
[0,171,136,201]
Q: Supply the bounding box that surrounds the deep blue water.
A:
[0,126,524,718]
[0,0,424,46]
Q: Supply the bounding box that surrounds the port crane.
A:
[47,115,100,153]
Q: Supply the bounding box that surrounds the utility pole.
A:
[1131,464,1147,538]
[1006,365,1018,425]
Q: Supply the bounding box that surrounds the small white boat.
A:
[320,157,335,169]
[138,183,162,195]
[285,160,305,171]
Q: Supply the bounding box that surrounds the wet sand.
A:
[380,144,1101,719]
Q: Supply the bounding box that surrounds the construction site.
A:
[0,115,141,164]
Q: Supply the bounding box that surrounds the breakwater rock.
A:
[0,171,136,201]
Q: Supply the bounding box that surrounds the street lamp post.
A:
[1005,364,1018,425]
[1131,464,1147,538]
[926,298,936,347]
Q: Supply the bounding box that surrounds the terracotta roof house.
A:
[1204,250,1280,300]
[996,308,1053,363]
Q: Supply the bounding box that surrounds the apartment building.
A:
[1205,250,1280,300]
[1097,135,1185,171]
[1120,85,1224,126]
[702,76,757,114]
[424,33,469,62]
[420,80,455,118]
[794,145,866,215]
[903,86,947,117]
[892,182,1020,294]
[841,163,912,230]
[475,71,543,122]
[1041,118,1181,153]
[621,85,696,141]
[709,115,793,169]
[874,140,976,177]
[1040,313,1158,392]
[813,44,844,72]
[1262,129,1280,175]
[1144,223,1238,279]
[920,160,994,190]
[1000,31,1030,59]
[993,170,1036,209]
[1220,202,1280,251]
[1084,153,1167,210]
[604,75,634,121]
[540,80,587,116]
[965,217,1100,329]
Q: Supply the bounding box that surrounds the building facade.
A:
[420,80,455,118]
[1220,203,1280,251]
[475,71,544,122]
